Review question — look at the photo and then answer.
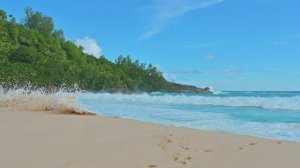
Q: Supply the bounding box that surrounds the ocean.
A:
[78,91,300,142]
[1,88,299,142]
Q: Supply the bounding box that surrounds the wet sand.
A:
[0,110,299,168]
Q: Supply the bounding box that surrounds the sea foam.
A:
[79,93,300,111]
[0,86,89,114]
[78,92,300,142]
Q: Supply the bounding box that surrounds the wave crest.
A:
[0,86,94,115]
[80,93,300,111]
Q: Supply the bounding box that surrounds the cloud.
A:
[138,0,224,40]
[163,72,192,82]
[206,55,216,61]
[75,37,102,58]
[163,68,203,82]
[139,27,162,40]
[163,73,178,82]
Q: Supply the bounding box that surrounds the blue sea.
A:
[78,91,300,142]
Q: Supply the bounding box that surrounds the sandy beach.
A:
[0,110,300,168]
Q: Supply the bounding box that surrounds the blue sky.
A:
[2,0,300,91]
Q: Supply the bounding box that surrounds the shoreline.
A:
[1,110,300,168]
[89,111,300,144]
[96,114,300,144]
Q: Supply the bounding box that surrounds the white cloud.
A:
[138,0,224,40]
[139,27,162,40]
[75,37,102,58]
[163,73,178,82]
[206,55,216,61]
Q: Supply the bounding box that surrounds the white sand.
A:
[0,110,299,168]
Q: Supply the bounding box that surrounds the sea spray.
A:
[2,89,300,141]
[0,84,93,115]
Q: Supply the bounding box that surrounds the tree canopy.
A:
[0,8,209,93]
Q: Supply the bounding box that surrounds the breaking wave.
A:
[78,92,300,142]
[0,86,93,115]
[79,93,300,111]
[2,88,300,141]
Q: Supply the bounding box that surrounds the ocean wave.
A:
[79,93,300,111]
[0,87,88,114]
[213,91,229,95]
[78,92,300,141]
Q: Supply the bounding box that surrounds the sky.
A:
[2,0,300,91]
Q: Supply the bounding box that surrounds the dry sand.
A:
[0,110,299,168]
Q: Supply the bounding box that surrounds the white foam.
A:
[79,93,300,111]
[213,91,229,95]
[78,92,300,142]
[0,86,83,112]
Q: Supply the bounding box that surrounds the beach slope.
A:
[0,110,299,168]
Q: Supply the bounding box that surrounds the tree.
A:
[0,8,200,93]
[52,29,64,40]
[0,9,7,20]
[24,7,54,34]
[10,46,42,64]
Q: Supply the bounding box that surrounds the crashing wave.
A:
[0,85,94,115]
[79,93,300,111]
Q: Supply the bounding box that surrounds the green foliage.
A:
[24,7,54,34]
[0,8,182,92]
[0,9,7,22]
[10,46,41,64]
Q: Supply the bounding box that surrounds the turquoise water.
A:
[78,91,300,142]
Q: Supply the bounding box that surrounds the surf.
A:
[79,92,300,111]
[0,86,93,115]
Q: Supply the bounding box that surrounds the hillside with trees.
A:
[0,8,210,93]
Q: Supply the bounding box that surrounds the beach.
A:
[1,1,300,168]
[0,110,299,168]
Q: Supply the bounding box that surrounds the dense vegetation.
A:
[0,8,210,93]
